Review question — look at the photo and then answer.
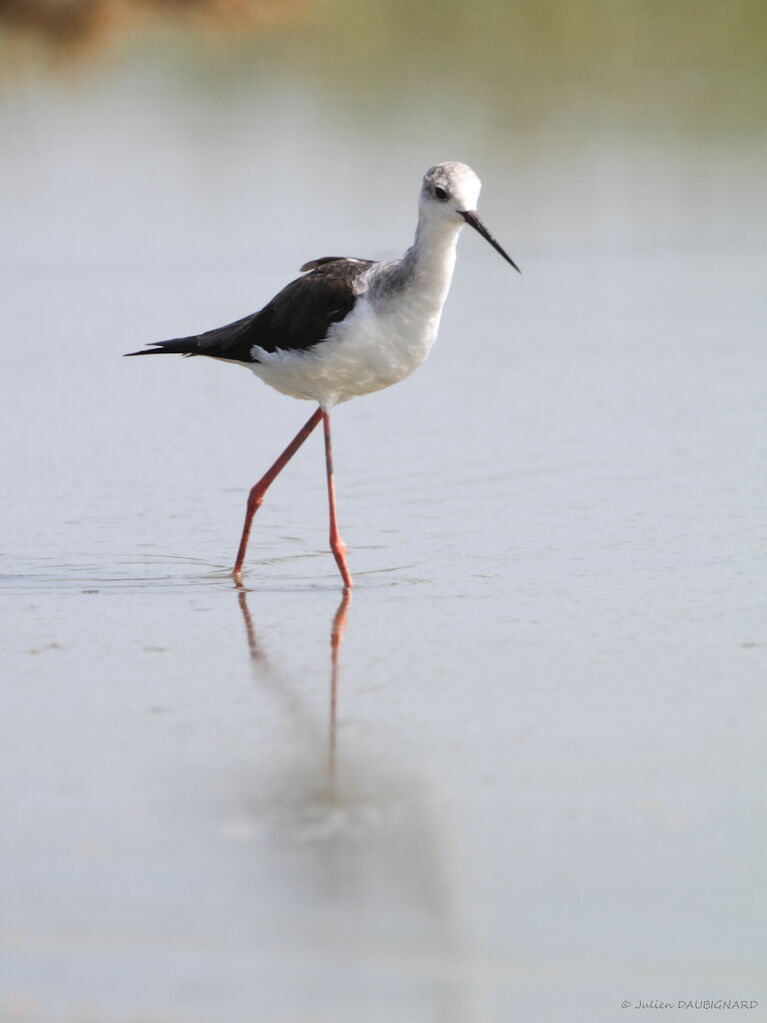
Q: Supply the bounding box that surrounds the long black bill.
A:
[460,210,521,273]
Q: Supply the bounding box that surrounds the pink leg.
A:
[232,407,323,580]
[322,411,353,589]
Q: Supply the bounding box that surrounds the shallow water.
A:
[1,3,766,1020]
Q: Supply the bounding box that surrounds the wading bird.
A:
[126,162,519,588]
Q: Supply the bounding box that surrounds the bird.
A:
[126,161,519,589]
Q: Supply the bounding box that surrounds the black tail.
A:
[124,337,202,357]
[126,307,264,363]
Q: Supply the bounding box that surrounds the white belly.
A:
[249,293,444,409]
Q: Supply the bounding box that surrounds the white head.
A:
[419,162,520,271]
[420,162,482,222]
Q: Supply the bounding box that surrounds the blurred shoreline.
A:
[0,0,764,143]
[0,0,311,54]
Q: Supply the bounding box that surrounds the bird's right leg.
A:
[232,407,323,580]
[322,411,353,589]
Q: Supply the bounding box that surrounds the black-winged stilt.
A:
[126,162,519,588]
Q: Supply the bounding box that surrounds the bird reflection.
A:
[232,584,471,1023]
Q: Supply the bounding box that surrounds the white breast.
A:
[247,306,430,409]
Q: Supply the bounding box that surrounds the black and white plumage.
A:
[126,162,519,587]
[133,256,374,365]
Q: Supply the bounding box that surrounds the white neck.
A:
[366,209,464,325]
[410,213,461,279]
[383,212,462,316]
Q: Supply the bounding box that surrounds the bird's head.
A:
[420,162,520,273]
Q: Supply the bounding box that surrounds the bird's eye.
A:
[433,186,449,202]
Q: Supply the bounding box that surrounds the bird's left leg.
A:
[233,407,322,580]
[322,411,353,589]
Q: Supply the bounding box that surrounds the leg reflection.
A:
[236,585,352,780]
[237,586,267,666]
[329,588,352,781]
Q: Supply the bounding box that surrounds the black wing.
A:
[125,257,375,362]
